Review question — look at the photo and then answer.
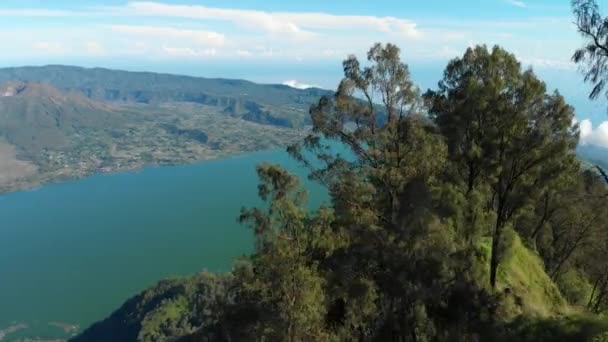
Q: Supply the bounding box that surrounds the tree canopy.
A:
[200,43,607,341]
[75,42,608,342]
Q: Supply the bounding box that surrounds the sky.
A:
[3,0,608,146]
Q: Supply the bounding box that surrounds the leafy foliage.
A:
[572,0,608,100]
[425,45,579,290]
[71,273,232,342]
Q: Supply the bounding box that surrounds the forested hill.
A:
[0,65,330,128]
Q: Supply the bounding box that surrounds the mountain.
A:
[0,81,124,156]
[0,65,331,128]
[0,75,315,193]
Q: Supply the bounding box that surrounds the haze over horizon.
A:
[2,0,608,144]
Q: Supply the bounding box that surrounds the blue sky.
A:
[3,0,608,143]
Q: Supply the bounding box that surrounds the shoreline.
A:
[0,146,288,196]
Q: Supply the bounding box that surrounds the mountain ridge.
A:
[0,65,333,130]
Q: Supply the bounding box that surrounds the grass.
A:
[475,229,568,319]
[557,269,596,308]
[475,230,608,341]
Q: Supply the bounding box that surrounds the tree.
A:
[572,0,608,101]
[572,0,608,184]
[290,43,483,341]
[538,172,605,280]
[214,43,588,341]
[426,45,579,289]
[234,164,331,342]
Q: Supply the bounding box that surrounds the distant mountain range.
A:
[0,65,329,192]
[0,65,330,128]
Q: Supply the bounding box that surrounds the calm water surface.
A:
[0,149,325,340]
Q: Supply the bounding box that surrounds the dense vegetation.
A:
[73,42,608,342]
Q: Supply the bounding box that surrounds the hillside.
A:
[0,82,125,155]
[0,81,306,193]
[70,273,230,342]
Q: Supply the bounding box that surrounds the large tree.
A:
[571,0,608,186]
[289,42,461,340]
[572,0,608,101]
[231,164,331,341]
[425,45,579,289]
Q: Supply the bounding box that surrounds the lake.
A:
[0,149,325,341]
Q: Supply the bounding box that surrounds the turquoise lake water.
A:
[0,149,325,341]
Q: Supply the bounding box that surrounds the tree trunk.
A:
[490,219,503,289]
[531,192,550,240]
[588,277,601,311]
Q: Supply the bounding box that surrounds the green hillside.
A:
[71,234,608,342]
[70,273,231,342]
[476,232,568,318]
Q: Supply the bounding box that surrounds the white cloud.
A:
[162,46,218,57]
[110,25,226,47]
[283,80,318,89]
[519,57,576,71]
[577,119,608,148]
[32,41,65,54]
[505,0,527,8]
[123,1,420,40]
[0,2,581,68]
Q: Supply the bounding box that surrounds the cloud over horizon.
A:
[282,80,319,89]
[578,119,608,148]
